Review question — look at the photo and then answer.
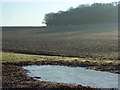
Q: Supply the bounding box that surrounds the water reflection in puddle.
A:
[23,65,118,88]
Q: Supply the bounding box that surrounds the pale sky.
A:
[1,0,119,26]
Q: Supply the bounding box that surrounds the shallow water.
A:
[23,65,118,88]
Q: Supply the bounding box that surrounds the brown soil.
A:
[2,60,119,90]
[2,64,101,90]
[2,59,119,74]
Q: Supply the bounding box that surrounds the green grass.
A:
[2,52,119,65]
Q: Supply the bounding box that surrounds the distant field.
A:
[2,23,118,60]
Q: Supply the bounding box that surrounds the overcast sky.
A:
[1,0,119,26]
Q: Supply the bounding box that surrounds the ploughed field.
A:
[2,23,118,60]
[2,23,119,89]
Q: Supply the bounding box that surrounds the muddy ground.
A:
[2,59,120,74]
[2,64,101,90]
[2,59,119,90]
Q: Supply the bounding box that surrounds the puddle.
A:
[23,65,118,88]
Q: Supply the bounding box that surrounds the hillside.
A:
[2,23,118,60]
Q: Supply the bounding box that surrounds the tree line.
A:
[43,2,118,26]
